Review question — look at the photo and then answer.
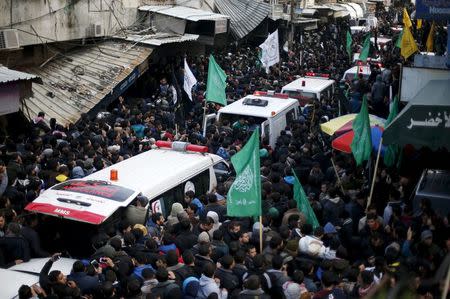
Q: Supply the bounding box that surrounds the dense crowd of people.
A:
[0,3,449,299]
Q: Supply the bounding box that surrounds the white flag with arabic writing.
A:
[259,30,280,73]
[183,58,197,101]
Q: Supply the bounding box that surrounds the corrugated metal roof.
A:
[214,0,270,40]
[139,5,229,21]
[0,66,38,83]
[24,41,152,126]
[123,33,199,46]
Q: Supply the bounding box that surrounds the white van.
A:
[26,142,229,224]
[204,92,300,149]
[281,73,336,107]
[342,64,385,82]
[3,257,75,299]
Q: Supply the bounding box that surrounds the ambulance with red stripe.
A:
[25,141,229,227]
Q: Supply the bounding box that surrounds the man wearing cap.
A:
[415,230,444,268]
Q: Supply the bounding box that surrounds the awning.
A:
[383,80,450,150]
[336,3,364,19]
[24,41,152,126]
[215,0,270,40]
[139,5,229,21]
[346,3,364,18]
[0,66,40,83]
[122,33,199,46]
[301,9,318,17]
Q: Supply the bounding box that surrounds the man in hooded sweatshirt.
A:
[197,262,228,299]
[167,202,184,229]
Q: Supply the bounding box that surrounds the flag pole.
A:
[367,137,383,210]
[202,99,207,137]
[259,215,263,253]
[331,157,345,194]
[442,261,450,299]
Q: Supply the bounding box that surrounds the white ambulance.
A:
[204,91,300,149]
[26,142,229,225]
[281,73,336,106]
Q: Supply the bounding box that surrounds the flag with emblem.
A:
[206,54,227,106]
[259,30,280,73]
[183,58,197,102]
[227,128,261,217]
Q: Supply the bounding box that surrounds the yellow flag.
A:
[403,8,412,28]
[426,22,435,52]
[401,26,418,59]
[417,19,422,29]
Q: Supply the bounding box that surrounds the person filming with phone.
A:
[39,253,81,298]
[67,259,102,296]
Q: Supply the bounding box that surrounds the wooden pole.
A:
[331,157,345,194]
[259,215,263,253]
[367,137,383,210]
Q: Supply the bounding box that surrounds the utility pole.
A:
[289,0,295,49]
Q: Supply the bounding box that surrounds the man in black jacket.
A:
[21,214,49,258]
[39,253,81,298]
[214,255,240,295]
[0,222,30,267]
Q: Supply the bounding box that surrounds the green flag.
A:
[395,30,403,48]
[359,33,371,62]
[293,171,319,229]
[206,54,227,106]
[384,96,400,167]
[227,128,261,217]
[351,96,372,166]
[346,31,352,60]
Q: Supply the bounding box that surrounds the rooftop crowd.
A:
[0,4,449,299]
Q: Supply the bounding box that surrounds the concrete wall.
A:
[0,0,143,47]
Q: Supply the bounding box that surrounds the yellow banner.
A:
[401,26,418,59]
[403,8,412,28]
[426,22,435,52]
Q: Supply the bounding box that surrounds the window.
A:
[214,162,230,183]
[151,170,210,217]
[52,180,135,202]
[286,108,296,124]
[263,121,270,138]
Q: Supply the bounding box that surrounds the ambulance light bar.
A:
[305,72,330,78]
[253,91,289,99]
[155,141,208,153]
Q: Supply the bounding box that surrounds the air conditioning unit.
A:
[0,29,20,50]
[86,23,103,37]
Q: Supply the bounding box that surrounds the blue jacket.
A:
[67,272,100,295]
[133,264,155,281]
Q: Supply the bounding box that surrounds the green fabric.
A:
[346,31,352,60]
[396,30,403,48]
[227,128,261,217]
[384,97,400,167]
[351,96,372,165]
[293,171,319,229]
[359,33,372,62]
[206,54,227,106]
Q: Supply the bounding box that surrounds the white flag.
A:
[259,30,280,73]
[183,58,197,102]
